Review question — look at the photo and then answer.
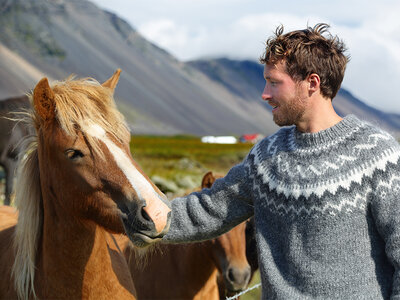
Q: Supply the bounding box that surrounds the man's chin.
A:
[273,114,295,127]
[273,117,286,127]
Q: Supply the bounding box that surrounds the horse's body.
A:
[0,205,17,230]
[0,95,33,205]
[0,217,136,299]
[0,70,171,299]
[124,172,251,300]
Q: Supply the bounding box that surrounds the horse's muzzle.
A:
[119,200,171,247]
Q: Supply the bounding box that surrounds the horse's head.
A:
[32,70,171,246]
[202,172,251,294]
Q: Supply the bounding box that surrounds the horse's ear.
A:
[33,78,56,124]
[201,171,216,189]
[102,69,121,91]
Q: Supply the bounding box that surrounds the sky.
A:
[91,0,400,114]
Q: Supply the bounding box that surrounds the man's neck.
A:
[296,98,342,133]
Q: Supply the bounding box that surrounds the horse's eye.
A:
[65,149,84,161]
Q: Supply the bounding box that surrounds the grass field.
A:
[130,135,253,196]
[131,135,252,174]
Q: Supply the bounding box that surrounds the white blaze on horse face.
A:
[84,123,170,233]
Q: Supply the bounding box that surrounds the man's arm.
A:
[371,146,400,298]
[164,159,254,243]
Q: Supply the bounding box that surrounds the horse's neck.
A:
[181,242,219,299]
[193,269,219,300]
[179,241,217,283]
[35,200,135,299]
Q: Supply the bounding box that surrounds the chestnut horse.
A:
[0,95,33,205]
[0,70,171,299]
[124,171,251,300]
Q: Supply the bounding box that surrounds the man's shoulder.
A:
[355,117,400,149]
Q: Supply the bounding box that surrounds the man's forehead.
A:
[264,61,286,76]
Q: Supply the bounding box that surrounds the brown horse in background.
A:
[0,70,171,299]
[124,171,251,300]
[0,95,33,205]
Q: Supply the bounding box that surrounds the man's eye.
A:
[65,149,84,160]
[265,78,277,86]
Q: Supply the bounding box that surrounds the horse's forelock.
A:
[51,78,130,156]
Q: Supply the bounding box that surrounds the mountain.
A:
[0,0,399,138]
[0,0,277,136]
[188,58,400,138]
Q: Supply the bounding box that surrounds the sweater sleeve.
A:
[370,146,400,299]
[163,156,254,243]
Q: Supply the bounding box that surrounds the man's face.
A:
[262,61,308,127]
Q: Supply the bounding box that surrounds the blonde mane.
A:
[12,77,130,299]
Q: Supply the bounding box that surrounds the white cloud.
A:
[139,19,189,49]
[335,4,400,112]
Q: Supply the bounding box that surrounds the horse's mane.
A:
[12,77,130,299]
[12,136,41,300]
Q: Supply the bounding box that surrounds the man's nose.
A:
[261,84,272,101]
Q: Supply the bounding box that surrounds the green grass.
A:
[241,271,262,300]
[130,135,253,181]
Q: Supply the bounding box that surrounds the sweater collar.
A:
[293,115,362,147]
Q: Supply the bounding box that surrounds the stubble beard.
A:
[273,89,307,127]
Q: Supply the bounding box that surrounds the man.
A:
[163,23,400,299]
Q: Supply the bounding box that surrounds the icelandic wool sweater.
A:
[164,115,400,299]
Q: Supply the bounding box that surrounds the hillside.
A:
[0,0,398,137]
[0,0,277,136]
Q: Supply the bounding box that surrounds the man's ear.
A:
[307,73,320,94]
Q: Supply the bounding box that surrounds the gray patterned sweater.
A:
[164,115,400,299]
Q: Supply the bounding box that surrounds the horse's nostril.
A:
[140,207,152,222]
[228,268,235,283]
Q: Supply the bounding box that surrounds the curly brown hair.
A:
[260,23,350,99]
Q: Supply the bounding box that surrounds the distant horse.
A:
[0,70,171,299]
[0,95,33,205]
[124,171,251,300]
